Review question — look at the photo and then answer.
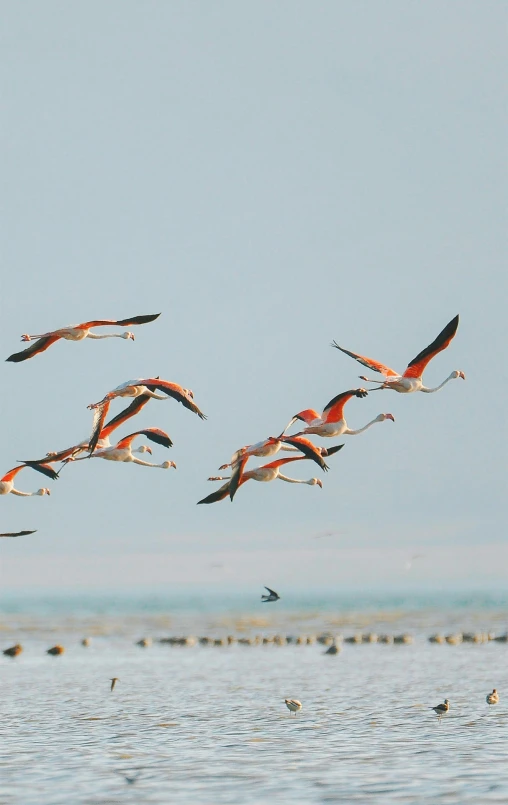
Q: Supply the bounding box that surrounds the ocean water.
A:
[1,589,507,804]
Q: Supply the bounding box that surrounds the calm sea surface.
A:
[1,589,507,804]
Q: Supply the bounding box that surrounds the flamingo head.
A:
[378,413,395,422]
[454,370,465,380]
[122,331,135,340]
[162,461,177,469]
[311,478,323,488]
[37,488,51,496]
[183,388,194,399]
[136,445,152,455]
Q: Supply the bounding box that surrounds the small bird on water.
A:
[431,699,449,718]
[261,586,280,602]
[486,689,499,705]
[285,699,302,716]
[110,677,119,692]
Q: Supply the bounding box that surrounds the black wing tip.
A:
[6,353,24,363]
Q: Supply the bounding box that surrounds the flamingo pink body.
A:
[281,389,394,438]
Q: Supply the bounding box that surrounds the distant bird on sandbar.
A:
[431,699,449,718]
[87,379,206,453]
[66,429,176,470]
[285,699,302,716]
[331,314,464,394]
[6,314,161,362]
[261,587,280,602]
[486,689,499,705]
[47,645,65,656]
[3,644,22,657]
[0,464,57,497]
[0,530,36,538]
[279,388,394,439]
[111,677,119,692]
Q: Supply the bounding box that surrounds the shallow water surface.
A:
[0,592,507,803]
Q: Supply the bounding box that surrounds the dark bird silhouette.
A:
[261,587,280,602]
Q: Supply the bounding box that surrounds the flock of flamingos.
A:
[1,311,465,538]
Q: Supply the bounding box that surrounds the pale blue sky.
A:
[1,2,505,589]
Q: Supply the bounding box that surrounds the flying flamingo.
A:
[22,395,168,467]
[217,437,300,470]
[280,388,394,439]
[87,379,206,453]
[331,314,465,393]
[67,429,176,469]
[0,530,37,538]
[6,314,161,363]
[227,436,340,501]
[0,464,57,497]
[197,448,344,504]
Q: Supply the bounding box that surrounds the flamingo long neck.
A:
[344,417,382,435]
[10,488,37,496]
[420,374,456,393]
[131,457,167,468]
[277,474,314,484]
[87,333,129,340]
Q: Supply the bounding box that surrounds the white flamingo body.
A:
[281,389,394,439]
[69,429,175,469]
[218,438,297,470]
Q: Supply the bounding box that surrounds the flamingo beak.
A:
[458,371,465,380]
[386,413,395,422]
[129,332,135,341]
[146,447,152,455]
[316,479,323,488]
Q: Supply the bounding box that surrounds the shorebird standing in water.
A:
[285,699,302,716]
[261,587,280,602]
[110,677,119,692]
[431,699,449,719]
[486,689,499,705]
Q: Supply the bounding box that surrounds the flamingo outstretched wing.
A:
[2,463,58,483]
[322,389,368,423]
[197,481,231,505]
[278,436,329,471]
[77,313,161,328]
[20,446,81,466]
[115,428,173,450]
[403,315,459,379]
[143,380,207,419]
[331,341,398,378]
[229,449,251,502]
[6,335,60,363]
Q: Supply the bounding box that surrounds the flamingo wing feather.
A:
[100,395,152,439]
[403,315,460,379]
[197,481,231,505]
[331,341,398,377]
[279,436,328,471]
[6,335,60,363]
[322,389,368,423]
